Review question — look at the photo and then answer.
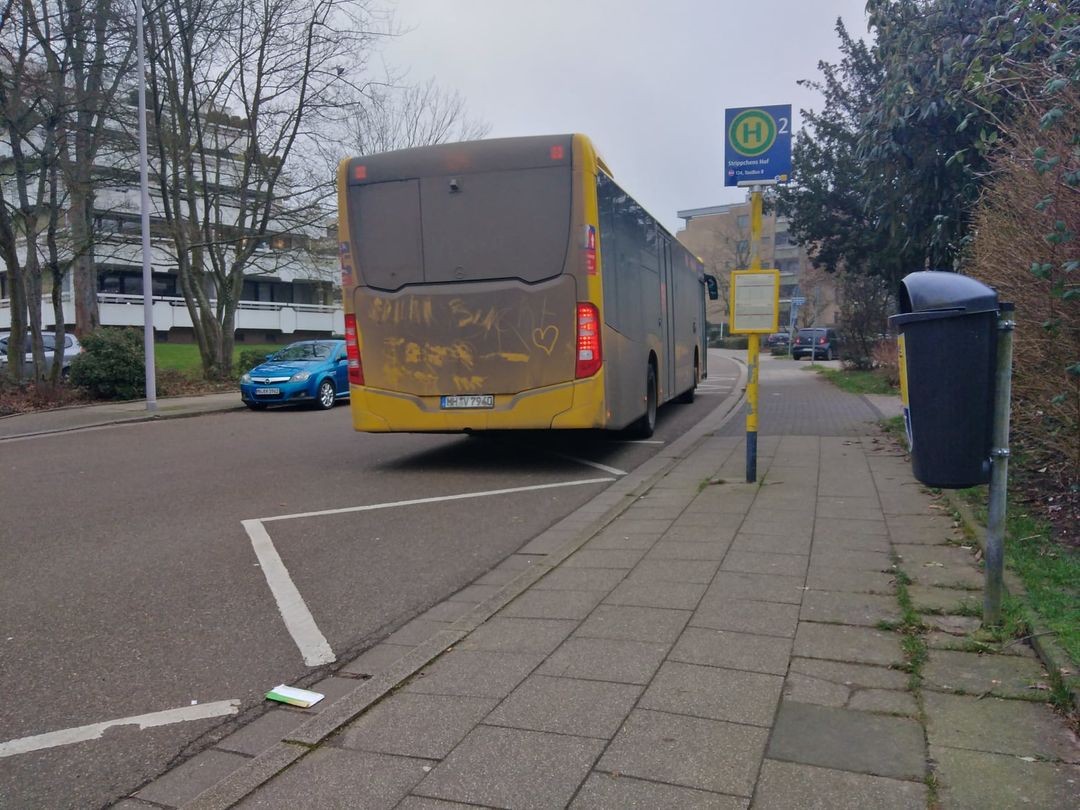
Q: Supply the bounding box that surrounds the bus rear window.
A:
[349,166,572,290]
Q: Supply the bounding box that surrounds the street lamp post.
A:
[136,0,157,411]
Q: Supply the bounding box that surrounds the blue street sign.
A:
[725,105,792,187]
[791,296,806,305]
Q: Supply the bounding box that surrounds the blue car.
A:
[240,340,350,410]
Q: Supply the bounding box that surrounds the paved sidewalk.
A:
[0,391,242,440]
[47,360,1080,808]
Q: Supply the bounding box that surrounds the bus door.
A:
[661,238,676,400]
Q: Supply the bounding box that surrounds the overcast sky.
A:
[378,0,872,235]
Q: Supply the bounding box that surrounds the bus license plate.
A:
[440,395,494,409]
[255,387,280,396]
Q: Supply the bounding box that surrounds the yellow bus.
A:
[336,134,712,437]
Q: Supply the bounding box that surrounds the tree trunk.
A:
[69,184,99,336]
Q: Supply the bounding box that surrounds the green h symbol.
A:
[741,119,763,145]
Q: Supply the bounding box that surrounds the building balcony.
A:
[0,293,344,337]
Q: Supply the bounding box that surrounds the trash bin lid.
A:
[898,271,998,315]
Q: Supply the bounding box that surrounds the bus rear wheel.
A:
[628,363,658,438]
[676,356,698,404]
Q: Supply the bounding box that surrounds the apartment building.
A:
[1,102,342,342]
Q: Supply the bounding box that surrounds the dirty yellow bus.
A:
[336,134,709,437]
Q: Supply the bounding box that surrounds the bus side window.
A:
[597,173,619,327]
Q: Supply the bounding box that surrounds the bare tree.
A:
[145,0,390,378]
[348,76,490,155]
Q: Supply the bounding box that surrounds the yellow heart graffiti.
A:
[532,325,559,355]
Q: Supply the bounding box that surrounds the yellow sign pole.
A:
[745,187,763,482]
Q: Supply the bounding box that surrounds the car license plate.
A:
[255,387,280,396]
[440,394,494,409]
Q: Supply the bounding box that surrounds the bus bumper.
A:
[349,374,607,432]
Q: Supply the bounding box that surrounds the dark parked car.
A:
[792,328,841,361]
[766,332,790,348]
[239,339,350,410]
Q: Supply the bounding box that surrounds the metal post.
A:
[983,304,1015,626]
[745,187,763,482]
[136,0,157,412]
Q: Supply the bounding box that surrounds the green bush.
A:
[237,349,272,376]
[720,336,748,350]
[69,328,145,400]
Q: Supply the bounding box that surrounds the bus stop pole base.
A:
[746,333,760,483]
[983,306,1014,628]
[746,431,757,483]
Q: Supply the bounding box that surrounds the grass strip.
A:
[813,367,898,396]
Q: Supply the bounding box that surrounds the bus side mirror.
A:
[704,275,719,301]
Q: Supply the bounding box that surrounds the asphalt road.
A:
[0,353,741,809]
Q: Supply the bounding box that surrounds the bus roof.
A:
[344,135,584,186]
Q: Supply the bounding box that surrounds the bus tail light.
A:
[575,302,602,378]
[344,314,365,385]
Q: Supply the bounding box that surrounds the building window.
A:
[737,214,749,229]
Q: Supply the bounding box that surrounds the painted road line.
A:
[541,453,627,476]
[0,700,240,758]
[243,519,337,667]
[259,478,616,524]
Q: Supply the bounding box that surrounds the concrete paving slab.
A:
[341,643,412,677]
[662,524,739,543]
[136,750,250,806]
[907,585,982,614]
[810,531,892,553]
[570,772,747,809]
[670,627,793,675]
[897,562,985,590]
[573,604,691,644]
[739,514,814,540]
[626,559,721,584]
[416,601,478,623]
[531,567,626,592]
[690,597,800,638]
[753,759,926,810]
[645,539,732,560]
[386,619,453,646]
[783,671,851,707]
[922,648,1049,698]
[499,589,606,620]
[236,748,428,809]
[639,661,783,726]
[333,693,497,760]
[930,745,1080,810]
[767,701,926,781]
[805,566,897,595]
[404,650,544,699]
[396,798,479,809]
[800,591,902,627]
[877,491,940,517]
[597,708,767,796]
[214,710,307,757]
[813,517,888,537]
[789,657,910,691]
[922,614,982,636]
[793,623,904,668]
[809,549,894,573]
[485,674,642,739]
[537,637,670,685]
[459,617,576,655]
[729,532,813,554]
[924,692,1080,762]
[449,583,507,603]
[414,725,604,810]
[706,571,805,604]
[585,531,660,550]
[721,550,809,578]
[815,497,885,521]
[563,548,648,569]
[847,688,919,716]
[303,676,367,714]
[604,579,708,610]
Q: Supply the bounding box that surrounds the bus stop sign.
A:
[725,105,792,186]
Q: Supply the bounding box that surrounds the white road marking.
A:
[250,478,614,664]
[243,519,337,667]
[541,453,627,476]
[0,700,240,758]
[260,478,616,523]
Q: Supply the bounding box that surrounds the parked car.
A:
[0,331,84,376]
[766,332,790,348]
[792,327,841,361]
[239,339,350,410]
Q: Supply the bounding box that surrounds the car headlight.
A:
[241,372,252,384]
[291,370,311,382]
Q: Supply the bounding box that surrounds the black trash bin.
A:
[889,271,999,489]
